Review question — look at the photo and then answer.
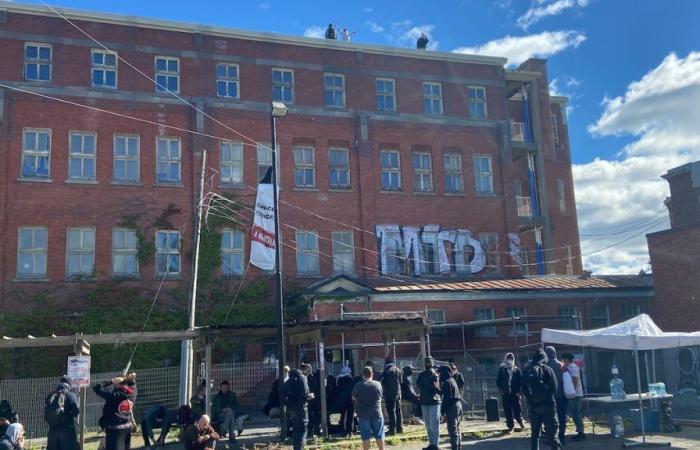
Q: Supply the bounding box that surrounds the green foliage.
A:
[196,194,241,292]
[118,214,155,266]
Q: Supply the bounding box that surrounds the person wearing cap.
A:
[438,366,462,450]
[93,373,137,450]
[380,356,403,435]
[416,357,441,450]
[45,375,79,450]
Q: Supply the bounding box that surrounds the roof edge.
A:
[0,1,508,67]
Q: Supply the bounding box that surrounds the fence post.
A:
[205,337,212,417]
[73,339,90,450]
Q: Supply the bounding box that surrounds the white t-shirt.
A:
[567,363,584,397]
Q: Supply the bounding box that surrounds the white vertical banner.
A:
[250,180,276,270]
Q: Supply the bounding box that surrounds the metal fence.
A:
[0,363,278,440]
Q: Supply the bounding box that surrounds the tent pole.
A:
[636,350,646,445]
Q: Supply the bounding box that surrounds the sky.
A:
[16,0,700,275]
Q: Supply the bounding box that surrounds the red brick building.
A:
[0,3,581,318]
[647,161,700,333]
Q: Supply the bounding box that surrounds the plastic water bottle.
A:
[610,364,626,400]
[613,415,625,437]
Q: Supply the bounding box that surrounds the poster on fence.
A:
[67,356,91,388]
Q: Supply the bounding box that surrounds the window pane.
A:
[39,47,51,60]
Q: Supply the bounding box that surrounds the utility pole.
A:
[179,150,207,406]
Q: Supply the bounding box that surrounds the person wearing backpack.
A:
[45,376,80,450]
[544,346,567,445]
[284,368,312,450]
[496,352,524,432]
[93,373,137,450]
[416,357,441,450]
[380,356,403,435]
[523,349,560,450]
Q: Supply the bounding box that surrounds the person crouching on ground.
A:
[416,357,441,450]
[211,381,240,445]
[93,373,137,450]
[438,366,463,450]
[352,366,385,450]
[496,352,525,432]
[183,415,219,450]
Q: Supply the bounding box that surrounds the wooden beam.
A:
[0,330,199,349]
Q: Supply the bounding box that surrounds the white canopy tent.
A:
[542,314,700,448]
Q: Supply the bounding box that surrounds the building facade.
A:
[0,2,581,313]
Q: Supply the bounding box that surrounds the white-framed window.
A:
[474,308,496,337]
[68,132,97,181]
[112,228,138,277]
[590,305,610,329]
[220,141,243,187]
[324,73,345,108]
[559,305,579,330]
[507,307,528,335]
[66,227,95,277]
[21,128,51,179]
[558,179,567,215]
[443,153,464,193]
[383,229,404,274]
[622,304,641,320]
[565,245,574,275]
[551,112,560,146]
[113,134,139,183]
[329,148,350,189]
[468,86,487,118]
[257,143,273,182]
[412,152,433,192]
[216,63,239,99]
[375,78,396,112]
[380,150,401,191]
[16,226,48,279]
[156,137,181,184]
[423,82,443,115]
[91,49,117,89]
[24,43,51,82]
[473,154,493,194]
[428,309,447,335]
[332,231,354,274]
[420,230,439,274]
[293,146,316,188]
[479,232,500,267]
[221,229,244,275]
[272,68,294,103]
[296,230,320,276]
[155,56,179,93]
[156,230,180,276]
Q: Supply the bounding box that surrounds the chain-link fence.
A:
[0,363,278,440]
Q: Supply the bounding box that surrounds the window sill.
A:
[64,276,98,282]
[375,110,398,115]
[413,191,436,196]
[423,113,444,118]
[22,80,52,85]
[380,190,405,195]
[65,179,98,185]
[328,188,353,193]
[219,274,245,279]
[112,275,142,281]
[111,181,142,186]
[156,274,183,280]
[13,277,49,283]
[215,95,241,102]
[296,274,323,279]
[475,192,498,198]
[154,182,184,188]
[444,192,467,197]
[219,184,246,190]
[293,187,319,192]
[90,85,118,92]
[155,90,181,96]
[324,105,347,111]
[17,177,53,183]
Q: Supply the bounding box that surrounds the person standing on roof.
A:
[417,32,429,49]
[325,24,337,40]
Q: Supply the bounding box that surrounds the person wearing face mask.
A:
[496,352,525,432]
[0,423,24,450]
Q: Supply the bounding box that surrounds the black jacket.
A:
[0,437,18,450]
[416,368,441,405]
[523,349,557,408]
[496,364,523,396]
[453,371,465,393]
[45,383,80,428]
[439,369,462,414]
[401,367,420,403]
[0,401,18,424]
[284,369,310,412]
[93,381,136,429]
[330,375,354,412]
[381,364,403,400]
[544,347,565,399]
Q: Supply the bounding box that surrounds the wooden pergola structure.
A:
[0,317,428,442]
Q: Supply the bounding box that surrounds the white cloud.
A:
[389,21,439,50]
[303,26,325,39]
[574,52,700,274]
[453,30,585,66]
[365,21,385,33]
[549,78,563,96]
[517,0,590,30]
[363,7,374,13]
[257,1,270,11]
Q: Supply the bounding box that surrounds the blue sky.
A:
[17,0,700,273]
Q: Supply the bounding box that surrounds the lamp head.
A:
[271,101,288,118]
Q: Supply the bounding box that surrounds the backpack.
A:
[523,364,550,404]
[45,391,66,426]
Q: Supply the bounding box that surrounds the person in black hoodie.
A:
[438,366,462,450]
[45,376,80,450]
[380,357,403,435]
[0,402,18,425]
[93,373,137,450]
[523,350,560,450]
[496,352,524,432]
[416,357,441,450]
[401,366,422,424]
[544,346,567,445]
[301,364,321,438]
[333,366,355,437]
[284,368,311,450]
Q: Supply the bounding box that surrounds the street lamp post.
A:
[270,101,288,438]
